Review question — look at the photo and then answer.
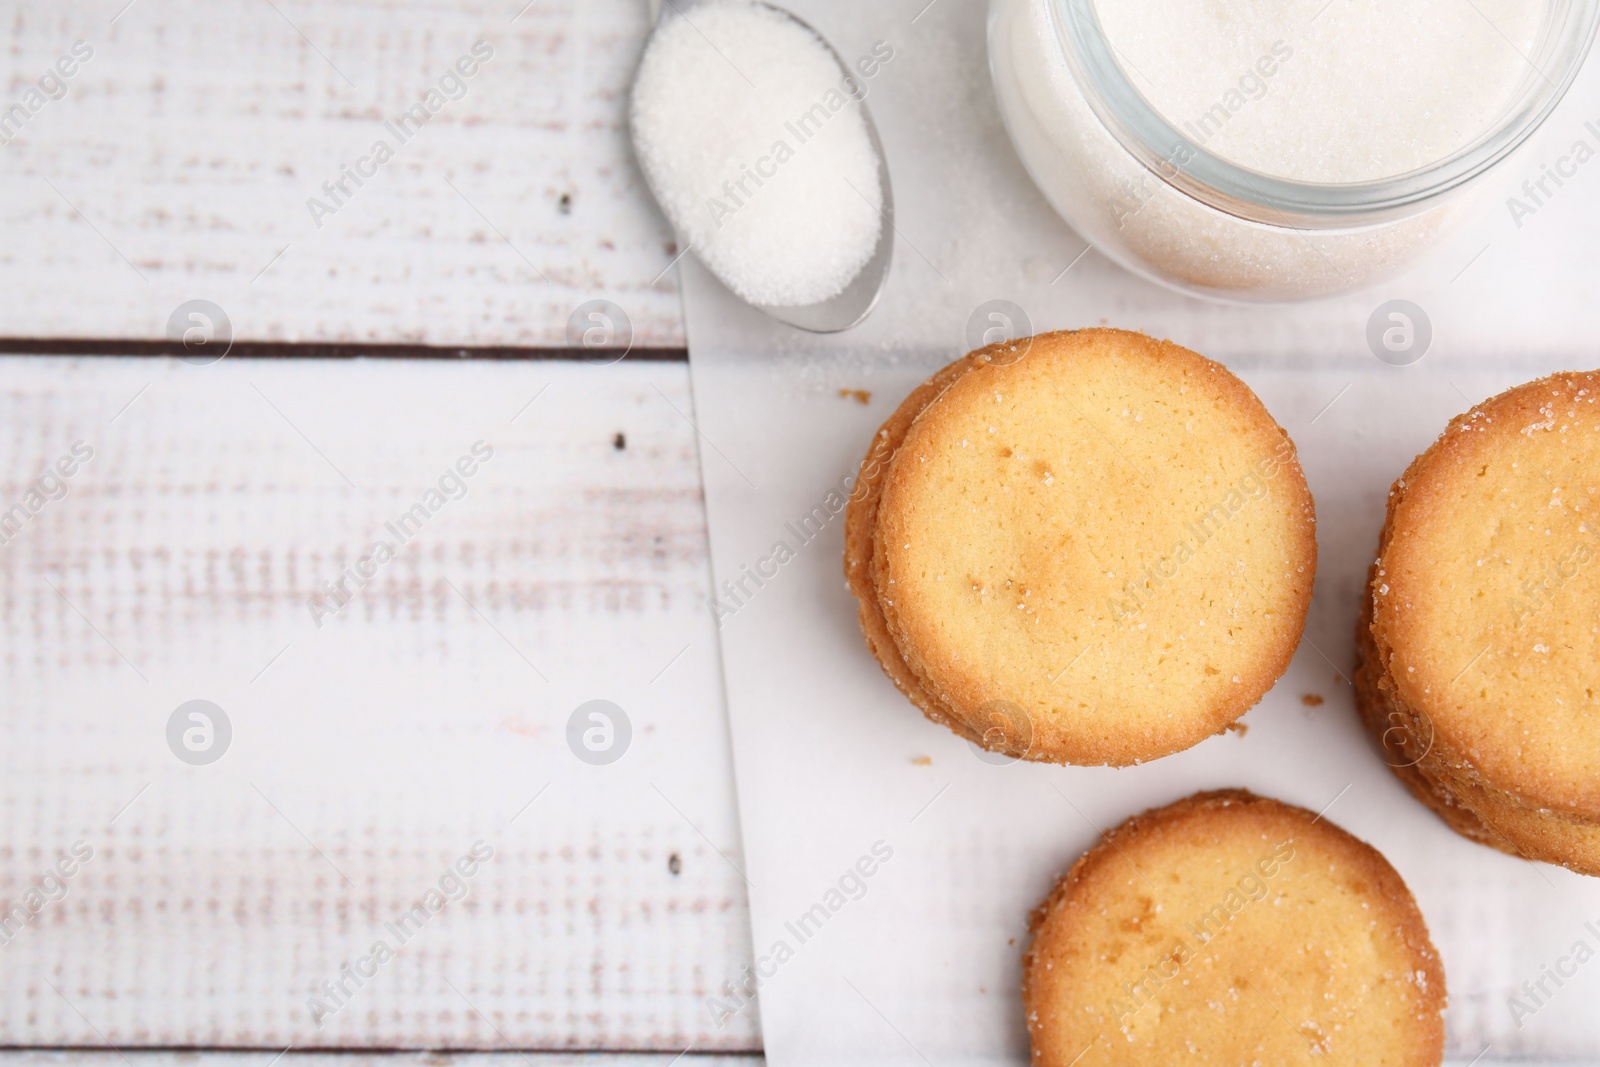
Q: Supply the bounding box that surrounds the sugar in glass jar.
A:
[988,0,1600,301]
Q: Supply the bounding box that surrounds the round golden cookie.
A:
[1357,569,1600,875]
[859,328,1316,765]
[1025,790,1445,1067]
[1363,371,1600,830]
[1359,629,1600,871]
[1399,751,1600,872]
[846,343,1100,755]
[844,352,989,747]
[1355,613,1513,852]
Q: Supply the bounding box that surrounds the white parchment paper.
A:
[678,0,1600,1062]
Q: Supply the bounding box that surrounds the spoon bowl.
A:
[631,0,894,333]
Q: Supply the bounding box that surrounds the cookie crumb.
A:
[1224,722,1248,737]
[613,432,626,450]
[839,388,872,405]
[1302,693,1324,707]
[911,755,932,766]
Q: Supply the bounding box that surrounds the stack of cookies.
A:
[1025,790,1445,1066]
[844,328,1317,765]
[1356,371,1600,875]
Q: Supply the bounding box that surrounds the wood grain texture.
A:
[0,356,752,1050]
[0,0,685,347]
[0,1057,761,1067]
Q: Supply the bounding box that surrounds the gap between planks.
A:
[0,341,688,362]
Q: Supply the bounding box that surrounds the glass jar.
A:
[988,0,1600,302]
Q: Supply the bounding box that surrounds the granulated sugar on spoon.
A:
[629,0,895,332]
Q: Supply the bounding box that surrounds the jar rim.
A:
[1051,0,1600,228]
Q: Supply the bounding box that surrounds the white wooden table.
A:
[2,3,1588,1067]
[0,1,752,1063]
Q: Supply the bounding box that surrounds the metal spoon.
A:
[631,0,894,333]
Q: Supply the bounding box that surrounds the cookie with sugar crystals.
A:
[1025,790,1445,1067]
[844,350,989,747]
[847,328,1316,766]
[1358,370,1600,873]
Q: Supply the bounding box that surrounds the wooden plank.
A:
[0,356,751,1050]
[0,1054,1554,1067]
[0,0,684,347]
[0,1057,762,1067]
